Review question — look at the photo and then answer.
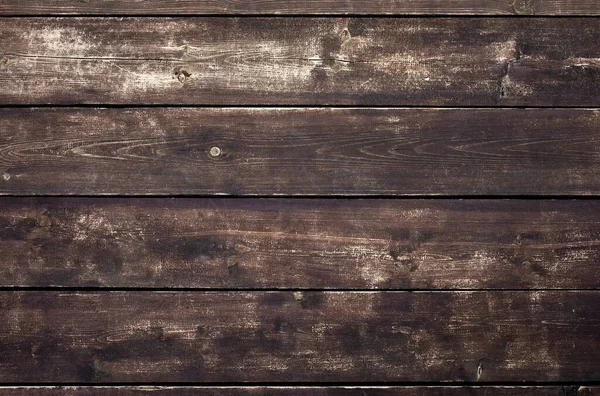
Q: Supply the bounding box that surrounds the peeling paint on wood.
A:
[0,18,599,105]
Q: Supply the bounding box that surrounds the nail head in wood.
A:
[209,146,222,158]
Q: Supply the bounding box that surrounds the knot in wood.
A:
[173,67,191,83]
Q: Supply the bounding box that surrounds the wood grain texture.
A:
[1,108,600,195]
[0,291,599,382]
[579,388,600,396]
[0,387,581,395]
[1,18,599,106]
[2,198,600,289]
[0,0,599,15]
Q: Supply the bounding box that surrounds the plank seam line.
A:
[0,386,586,392]
[2,14,600,18]
[1,105,600,109]
[0,382,595,386]
[2,195,600,200]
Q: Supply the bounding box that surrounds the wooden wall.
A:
[0,1,599,395]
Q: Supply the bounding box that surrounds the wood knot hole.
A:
[2,173,10,181]
[173,67,191,83]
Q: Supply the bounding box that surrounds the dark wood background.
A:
[0,1,599,395]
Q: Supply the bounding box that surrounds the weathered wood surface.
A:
[0,387,582,395]
[1,0,599,15]
[1,18,599,106]
[579,388,600,396]
[2,198,600,289]
[2,108,600,195]
[0,291,598,382]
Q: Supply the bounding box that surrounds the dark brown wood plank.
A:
[1,108,600,195]
[0,0,599,15]
[0,291,598,382]
[0,387,580,395]
[1,18,599,106]
[579,388,600,396]
[2,198,600,289]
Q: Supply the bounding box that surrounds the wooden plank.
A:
[1,108,600,195]
[0,291,598,382]
[0,387,581,395]
[0,0,599,15]
[2,198,600,289]
[1,18,599,106]
[579,388,600,396]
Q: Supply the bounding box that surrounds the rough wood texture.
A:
[579,388,600,396]
[0,0,599,15]
[0,387,581,395]
[2,108,600,195]
[2,198,600,289]
[0,291,599,382]
[1,18,599,106]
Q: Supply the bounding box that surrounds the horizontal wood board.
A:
[0,387,584,395]
[1,108,599,195]
[1,1,600,15]
[0,291,599,382]
[1,198,600,289]
[1,18,599,105]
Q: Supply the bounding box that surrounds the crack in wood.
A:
[1,53,182,63]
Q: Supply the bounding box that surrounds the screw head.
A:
[209,146,222,157]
